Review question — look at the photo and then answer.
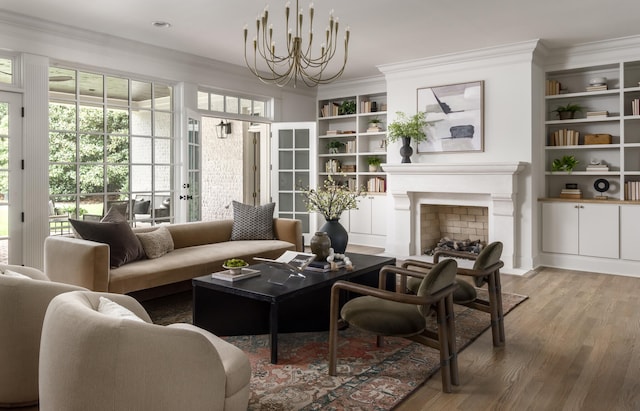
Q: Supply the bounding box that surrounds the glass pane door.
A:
[0,91,22,264]
[187,117,201,222]
[271,122,316,243]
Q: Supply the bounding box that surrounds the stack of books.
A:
[367,126,382,132]
[625,181,640,201]
[345,140,357,153]
[367,177,386,193]
[586,162,609,172]
[632,99,640,116]
[560,188,582,199]
[586,84,608,92]
[586,111,609,119]
[546,79,562,96]
[550,129,579,146]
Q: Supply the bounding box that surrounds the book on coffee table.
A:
[254,251,316,274]
[211,268,260,282]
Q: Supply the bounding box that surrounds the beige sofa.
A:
[44,218,302,294]
[40,290,251,410]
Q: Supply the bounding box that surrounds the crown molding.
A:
[377,40,540,77]
[544,35,640,71]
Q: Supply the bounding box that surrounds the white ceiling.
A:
[2,0,640,82]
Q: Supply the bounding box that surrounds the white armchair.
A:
[39,291,251,411]
[0,265,85,408]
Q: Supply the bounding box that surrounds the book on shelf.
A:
[253,251,316,274]
[586,85,608,92]
[346,140,357,153]
[586,111,609,118]
[546,79,562,96]
[550,129,579,146]
[561,188,582,194]
[367,127,383,132]
[625,181,640,201]
[211,268,260,282]
[367,176,386,193]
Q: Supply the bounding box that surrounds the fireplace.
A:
[383,162,525,271]
[420,204,488,254]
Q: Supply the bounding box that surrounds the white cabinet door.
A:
[579,204,619,259]
[542,202,579,255]
[621,205,640,261]
[370,195,388,236]
[349,196,372,234]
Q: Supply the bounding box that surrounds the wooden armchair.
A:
[328,259,459,392]
[402,241,505,347]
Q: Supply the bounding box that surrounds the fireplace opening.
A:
[420,204,488,256]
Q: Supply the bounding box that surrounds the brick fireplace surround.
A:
[383,162,526,271]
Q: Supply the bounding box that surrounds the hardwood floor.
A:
[393,266,640,411]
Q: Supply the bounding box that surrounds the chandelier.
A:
[243,1,350,87]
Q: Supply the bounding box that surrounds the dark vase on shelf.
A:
[309,231,332,261]
[400,137,413,163]
[320,219,348,254]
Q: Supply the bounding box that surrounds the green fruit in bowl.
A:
[224,258,248,268]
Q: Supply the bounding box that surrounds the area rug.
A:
[143,290,527,410]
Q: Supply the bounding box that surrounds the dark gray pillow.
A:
[230,201,275,240]
[69,218,145,268]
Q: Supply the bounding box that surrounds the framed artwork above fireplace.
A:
[416,80,484,154]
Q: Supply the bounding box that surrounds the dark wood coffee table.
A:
[192,252,396,363]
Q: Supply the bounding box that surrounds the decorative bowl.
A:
[223,259,249,275]
[590,77,607,85]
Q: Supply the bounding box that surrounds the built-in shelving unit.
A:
[317,92,388,247]
[544,61,640,200]
[541,59,640,276]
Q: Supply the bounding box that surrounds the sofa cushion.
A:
[230,201,275,241]
[136,226,174,259]
[69,219,145,268]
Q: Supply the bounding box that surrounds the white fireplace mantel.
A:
[383,162,527,270]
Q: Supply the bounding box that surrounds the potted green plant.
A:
[387,111,430,163]
[553,103,583,120]
[551,155,579,172]
[367,156,382,172]
[338,100,356,115]
[367,117,383,131]
[327,140,344,154]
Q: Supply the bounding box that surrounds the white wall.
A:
[378,40,541,271]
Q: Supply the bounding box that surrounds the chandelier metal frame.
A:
[243,0,350,87]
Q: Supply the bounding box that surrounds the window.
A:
[0,57,13,85]
[197,90,271,120]
[48,67,174,232]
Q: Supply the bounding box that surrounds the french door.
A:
[0,91,23,264]
[270,122,317,244]
[185,116,201,222]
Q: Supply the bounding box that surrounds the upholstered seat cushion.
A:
[341,295,426,337]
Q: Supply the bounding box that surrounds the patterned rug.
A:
[143,290,527,410]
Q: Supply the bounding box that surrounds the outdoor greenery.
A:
[301,175,364,221]
[49,104,130,195]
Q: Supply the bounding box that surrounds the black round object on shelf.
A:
[594,178,610,193]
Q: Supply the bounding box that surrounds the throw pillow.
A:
[2,269,30,279]
[135,226,174,259]
[69,218,145,268]
[97,297,145,323]
[230,201,275,240]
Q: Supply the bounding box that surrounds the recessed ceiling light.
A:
[152,21,172,29]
